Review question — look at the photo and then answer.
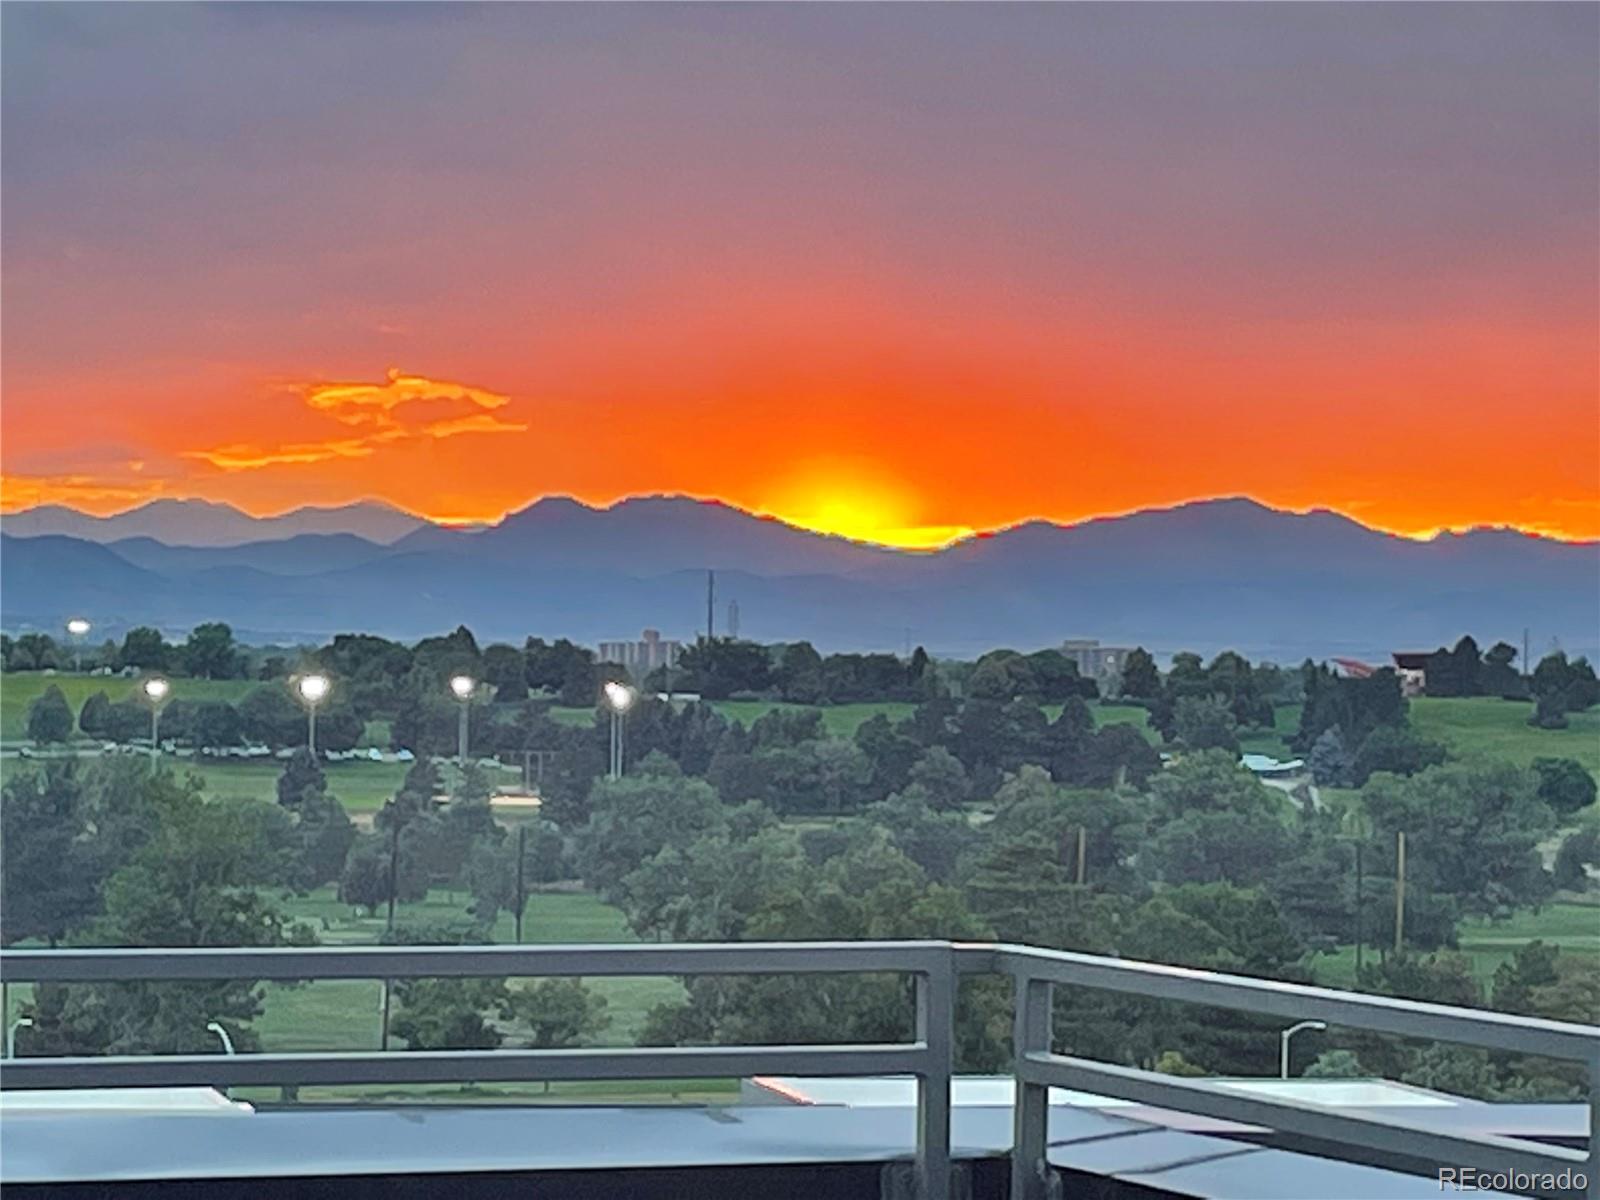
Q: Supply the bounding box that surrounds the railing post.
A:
[1011,974,1053,1200]
[1587,1048,1598,1200]
[914,952,954,1200]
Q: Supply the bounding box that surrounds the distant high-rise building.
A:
[727,599,741,639]
[596,628,682,679]
[1060,638,1135,680]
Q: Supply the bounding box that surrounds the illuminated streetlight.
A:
[603,681,635,780]
[65,617,91,672]
[141,676,171,758]
[449,675,476,767]
[295,673,331,757]
[1279,1020,1327,1079]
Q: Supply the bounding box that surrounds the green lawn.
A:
[1312,901,1600,990]
[1411,697,1600,776]
[266,886,682,1050]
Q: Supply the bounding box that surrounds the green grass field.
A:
[1411,697,1600,775]
[1312,901,1600,990]
[258,887,682,1052]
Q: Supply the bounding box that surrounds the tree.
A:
[1425,636,1482,698]
[465,837,517,931]
[1305,1050,1367,1078]
[675,638,771,699]
[524,637,595,693]
[775,641,825,704]
[1120,648,1161,702]
[391,976,509,1050]
[1553,827,1599,893]
[577,755,727,898]
[27,685,74,744]
[907,746,970,811]
[182,622,239,679]
[23,777,307,1055]
[1081,723,1160,788]
[481,643,527,701]
[190,701,243,751]
[238,685,305,748]
[1307,726,1351,787]
[78,691,113,739]
[1,763,100,944]
[1349,724,1446,787]
[509,978,610,1048]
[868,791,979,884]
[1361,762,1556,916]
[337,838,392,916]
[1530,758,1596,817]
[119,626,169,671]
[16,632,62,670]
[1173,695,1239,752]
[1481,642,1522,697]
[275,749,354,890]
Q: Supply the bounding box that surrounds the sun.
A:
[762,461,973,550]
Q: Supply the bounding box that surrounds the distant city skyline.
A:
[3,4,1596,545]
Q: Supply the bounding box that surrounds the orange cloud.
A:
[303,369,510,422]
[1,473,167,511]
[185,370,524,473]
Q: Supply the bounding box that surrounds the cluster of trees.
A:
[1528,651,1600,730]
[26,681,366,752]
[1,753,588,1057]
[546,747,1590,1089]
[3,623,251,678]
[1119,648,1288,745]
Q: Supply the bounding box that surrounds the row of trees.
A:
[3,623,248,678]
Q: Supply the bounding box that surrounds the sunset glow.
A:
[2,6,1595,546]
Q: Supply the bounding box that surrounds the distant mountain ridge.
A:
[1,499,425,546]
[2,495,1595,662]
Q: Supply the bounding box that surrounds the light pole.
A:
[141,676,171,758]
[449,674,476,769]
[603,680,635,780]
[295,673,330,757]
[65,617,91,673]
[6,1017,32,1058]
[1280,1020,1327,1079]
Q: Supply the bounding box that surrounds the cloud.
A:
[185,369,524,473]
[303,369,510,422]
[1,472,167,512]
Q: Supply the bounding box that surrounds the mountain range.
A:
[0,499,425,546]
[2,496,1596,662]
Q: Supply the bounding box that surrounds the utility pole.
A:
[1353,841,1365,977]
[1395,838,1408,960]
[706,570,716,641]
[514,825,528,944]
[1075,826,1087,886]
[386,824,400,934]
[1523,628,1530,680]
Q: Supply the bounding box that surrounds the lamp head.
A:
[142,677,170,703]
[66,618,92,637]
[449,674,476,701]
[603,680,635,712]
[297,673,330,705]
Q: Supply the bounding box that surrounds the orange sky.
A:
[3,5,1597,545]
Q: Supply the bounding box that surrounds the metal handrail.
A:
[2,940,1595,1200]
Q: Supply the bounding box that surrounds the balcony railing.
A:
[2,941,1596,1200]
